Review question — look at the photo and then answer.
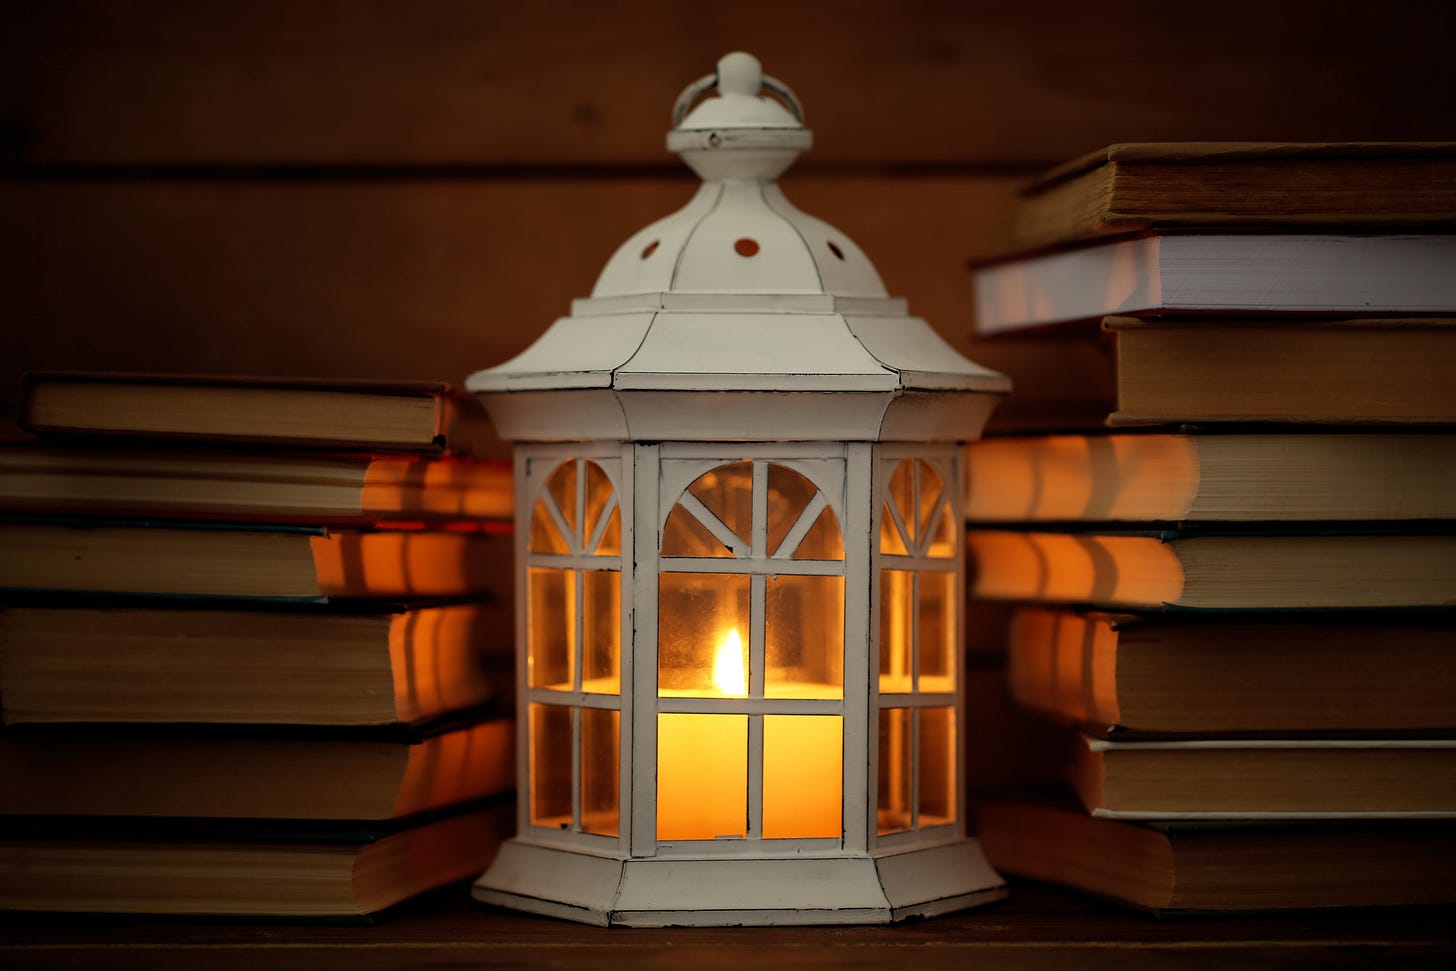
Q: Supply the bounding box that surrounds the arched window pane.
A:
[791,506,845,560]
[594,506,622,556]
[916,459,946,547]
[662,504,734,557]
[530,499,571,554]
[583,462,615,550]
[879,506,910,556]
[765,465,818,556]
[887,461,916,548]
[546,461,579,546]
[927,499,956,559]
[687,461,753,548]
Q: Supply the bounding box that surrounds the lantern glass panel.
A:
[877,707,913,835]
[762,714,842,838]
[530,501,570,554]
[879,501,909,554]
[595,506,622,556]
[887,461,916,547]
[687,461,754,548]
[661,505,734,557]
[918,706,956,827]
[659,572,751,697]
[582,569,620,694]
[530,703,573,829]
[657,712,748,840]
[917,570,956,694]
[580,707,620,837]
[926,500,956,558]
[765,465,819,556]
[528,567,574,690]
[791,506,845,560]
[766,574,844,698]
[546,461,579,541]
[583,462,615,549]
[878,569,913,695]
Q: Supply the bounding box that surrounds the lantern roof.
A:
[467,52,1009,443]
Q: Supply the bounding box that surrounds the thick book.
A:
[18,372,497,455]
[0,519,511,602]
[971,232,1456,335]
[965,431,1456,523]
[0,602,511,726]
[1010,141,1456,251]
[0,717,513,819]
[0,801,511,918]
[1105,316,1456,425]
[966,528,1456,610]
[978,798,1456,912]
[1071,735,1456,818]
[1007,607,1456,736]
[0,444,511,525]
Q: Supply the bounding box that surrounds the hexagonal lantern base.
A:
[472,839,1007,927]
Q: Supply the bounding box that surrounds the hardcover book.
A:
[967,528,1456,611]
[19,372,498,455]
[1005,607,1456,736]
[1009,141,1456,251]
[0,602,511,726]
[978,798,1456,912]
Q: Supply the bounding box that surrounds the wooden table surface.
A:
[2,878,1452,970]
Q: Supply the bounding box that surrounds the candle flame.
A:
[713,628,746,696]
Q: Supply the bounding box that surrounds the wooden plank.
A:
[0,173,1023,447]
[1,881,1453,970]
[2,0,1453,168]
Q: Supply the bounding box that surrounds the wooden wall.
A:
[4,0,1455,447]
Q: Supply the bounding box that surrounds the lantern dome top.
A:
[467,52,1009,444]
[590,51,887,301]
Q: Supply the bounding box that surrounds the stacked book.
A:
[0,372,517,920]
[964,143,1456,913]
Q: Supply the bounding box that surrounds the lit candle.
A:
[713,628,746,696]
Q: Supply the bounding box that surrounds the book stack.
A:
[0,372,518,920]
[964,143,1456,913]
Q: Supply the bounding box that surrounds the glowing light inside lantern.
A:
[713,628,747,696]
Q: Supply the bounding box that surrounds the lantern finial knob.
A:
[668,51,811,181]
[716,51,761,97]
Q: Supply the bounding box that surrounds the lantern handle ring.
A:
[671,58,804,127]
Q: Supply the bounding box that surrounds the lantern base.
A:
[472,837,1007,927]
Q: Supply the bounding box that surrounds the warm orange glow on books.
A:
[361,457,511,520]
[310,531,499,598]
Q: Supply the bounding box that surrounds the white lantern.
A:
[467,52,1010,926]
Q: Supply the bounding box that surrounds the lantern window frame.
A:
[870,446,968,853]
[653,452,847,852]
[518,445,635,855]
